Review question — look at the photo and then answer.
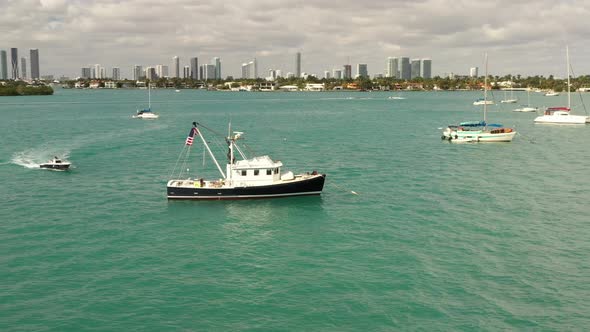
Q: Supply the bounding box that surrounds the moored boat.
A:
[167,122,326,200]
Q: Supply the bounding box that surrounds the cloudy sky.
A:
[2,0,589,79]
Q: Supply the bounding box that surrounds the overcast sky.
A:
[2,0,589,79]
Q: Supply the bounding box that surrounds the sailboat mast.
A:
[148,82,151,109]
[484,53,488,127]
[567,45,571,110]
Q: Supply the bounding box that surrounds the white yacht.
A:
[544,91,559,96]
[534,46,589,124]
[40,156,71,170]
[473,98,494,106]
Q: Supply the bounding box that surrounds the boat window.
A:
[241,170,246,176]
[254,170,259,176]
[274,168,279,174]
[266,169,272,175]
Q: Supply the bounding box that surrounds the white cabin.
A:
[227,155,283,186]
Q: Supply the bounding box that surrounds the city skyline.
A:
[2,0,589,79]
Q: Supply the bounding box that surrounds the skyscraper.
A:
[10,48,19,79]
[0,50,7,80]
[21,58,27,79]
[156,64,168,78]
[183,66,190,78]
[30,49,39,80]
[201,64,216,80]
[172,56,179,78]
[469,66,478,78]
[386,57,399,78]
[343,64,352,79]
[421,59,432,79]
[324,71,331,79]
[400,57,411,80]
[296,52,301,78]
[212,57,221,79]
[133,65,142,80]
[410,59,421,79]
[145,67,157,80]
[241,59,257,79]
[332,69,342,79]
[112,67,120,80]
[81,67,91,79]
[356,64,368,78]
[190,57,198,80]
[94,64,102,79]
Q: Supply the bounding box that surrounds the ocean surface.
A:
[1,88,589,331]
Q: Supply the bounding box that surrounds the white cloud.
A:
[2,0,589,78]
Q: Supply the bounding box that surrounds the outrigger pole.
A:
[194,122,226,179]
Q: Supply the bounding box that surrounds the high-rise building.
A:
[30,49,39,80]
[421,59,432,79]
[10,48,19,79]
[275,69,282,78]
[201,64,216,80]
[145,66,157,80]
[469,66,478,78]
[333,69,342,79]
[183,66,190,78]
[268,69,277,81]
[172,56,179,78]
[81,67,91,79]
[241,59,257,79]
[93,64,102,79]
[212,57,221,79]
[296,52,301,78]
[21,58,27,79]
[324,70,331,79]
[0,50,7,80]
[112,67,120,80]
[343,64,352,79]
[133,65,142,80]
[190,57,198,80]
[356,64,368,78]
[156,64,168,78]
[386,57,399,78]
[400,57,411,80]
[410,59,421,79]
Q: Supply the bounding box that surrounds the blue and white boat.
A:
[133,84,159,119]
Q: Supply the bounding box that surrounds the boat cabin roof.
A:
[233,155,283,170]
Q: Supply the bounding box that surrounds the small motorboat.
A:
[40,156,71,170]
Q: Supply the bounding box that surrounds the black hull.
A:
[167,174,326,200]
[40,164,70,170]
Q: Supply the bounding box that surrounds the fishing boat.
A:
[167,122,326,200]
[443,54,517,143]
[534,46,589,124]
[133,84,159,119]
[39,156,71,170]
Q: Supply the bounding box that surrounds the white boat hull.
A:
[513,107,538,112]
[442,128,516,142]
[133,113,159,119]
[534,114,588,124]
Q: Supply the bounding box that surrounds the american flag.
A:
[185,127,199,146]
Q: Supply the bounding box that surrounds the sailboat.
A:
[133,83,159,119]
[513,89,538,112]
[500,89,518,103]
[442,54,517,142]
[167,122,326,200]
[534,46,589,124]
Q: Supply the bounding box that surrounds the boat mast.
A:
[196,124,226,179]
[227,122,233,184]
[483,53,488,128]
[148,81,151,110]
[566,45,571,110]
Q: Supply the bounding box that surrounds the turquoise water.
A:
[2,89,590,330]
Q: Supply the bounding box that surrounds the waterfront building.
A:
[190,57,198,80]
[133,65,142,80]
[11,48,19,79]
[410,59,421,79]
[183,66,190,78]
[333,69,342,79]
[212,57,221,79]
[386,57,399,78]
[469,67,478,78]
[343,64,352,79]
[0,50,7,80]
[21,58,27,80]
[201,64,216,81]
[145,66,157,80]
[400,57,411,80]
[81,67,91,79]
[241,59,257,79]
[30,49,39,80]
[172,56,179,78]
[267,69,277,81]
[93,64,103,79]
[156,64,168,78]
[275,69,282,78]
[421,59,432,79]
[296,52,301,78]
[356,64,368,78]
[112,67,120,80]
[324,70,331,79]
